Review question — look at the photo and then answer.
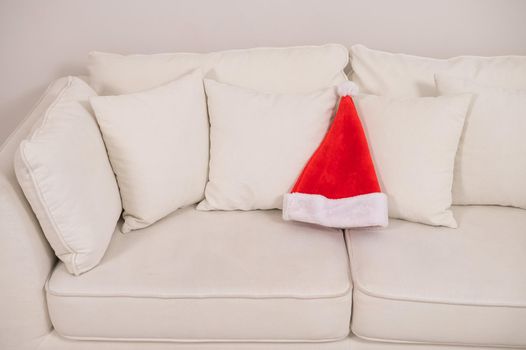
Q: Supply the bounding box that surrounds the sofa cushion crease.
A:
[48,332,351,344]
[349,330,525,350]
[45,281,352,300]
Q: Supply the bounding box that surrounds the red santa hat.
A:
[282,81,388,228]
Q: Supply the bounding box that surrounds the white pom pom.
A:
[337,81,359,97]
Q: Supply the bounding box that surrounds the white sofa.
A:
[1,45,525,350]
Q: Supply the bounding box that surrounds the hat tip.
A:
[337,81,359,97]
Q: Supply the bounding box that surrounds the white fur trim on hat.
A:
[337,81,359,97]
[283,192,388,228]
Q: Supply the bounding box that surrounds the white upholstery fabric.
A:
[46,207,351,342]
[353,94,472,227]
[347,206,526,347]
[89,44,348,95]
[1,75,519,350]
[0,78,75,350]
[14,77,121,275]
[435,75,526,209]
[198,80,338,210]
[90,71,209,232]
[350,44,526,97]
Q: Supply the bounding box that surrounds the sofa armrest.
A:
[0,78,71,349]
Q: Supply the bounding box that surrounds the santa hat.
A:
[282,81,388,228]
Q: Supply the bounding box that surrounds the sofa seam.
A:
[45,279,353,300]
[345,230,526,308]
[354,287,526,309]
[55,332,350,344]
[351,326,525,349]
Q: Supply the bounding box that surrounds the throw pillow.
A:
[435,75,526,208]
[197,79,339,211]
[14,77,122,275]
[90,70,208,232]
[353,93,472,227]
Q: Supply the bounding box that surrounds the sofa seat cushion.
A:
[347,205,526,347]
[46,206,352,342]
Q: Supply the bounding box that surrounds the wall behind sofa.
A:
[1,0,526,144]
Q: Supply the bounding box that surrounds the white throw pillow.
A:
[90,70,208,232]
[14,77,121,275]
[88,44,348,95]
[350,44,526,97]
[436,75,526,209]
[198,79,338,211]
[353,93,472,227]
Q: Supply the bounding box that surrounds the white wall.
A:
[1,0,525,144]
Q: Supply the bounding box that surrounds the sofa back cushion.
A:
[350,45,526,208]
[350,44,526,97]
[14,77,122,275]
[88,44,349,95]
